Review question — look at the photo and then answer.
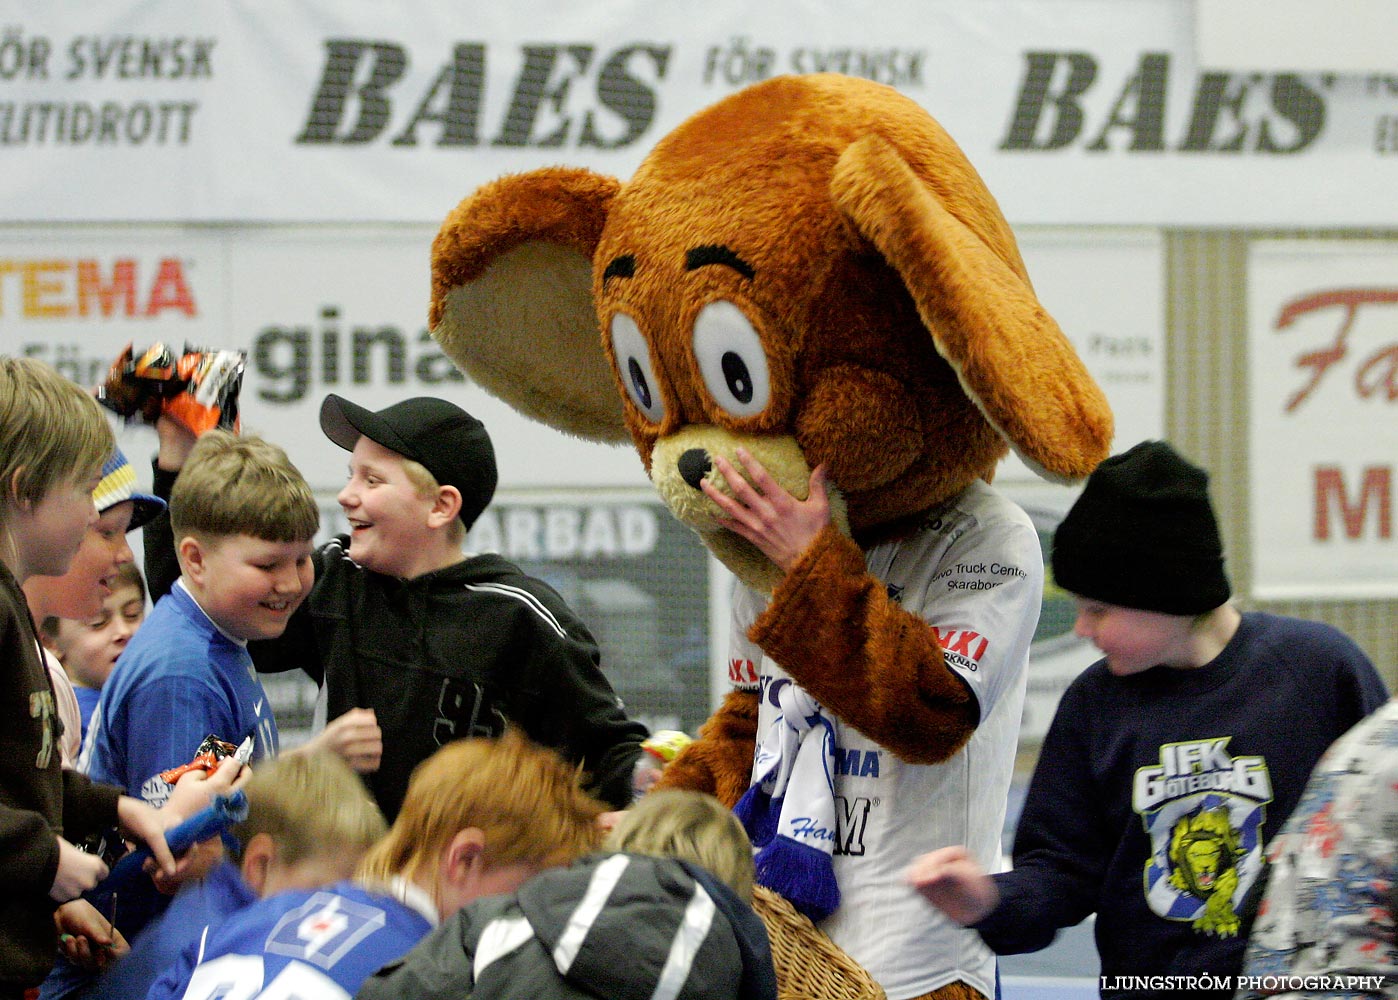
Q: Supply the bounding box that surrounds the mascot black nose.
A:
[678,448,712,490]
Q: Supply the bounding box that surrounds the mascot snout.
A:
[650,427,850,593]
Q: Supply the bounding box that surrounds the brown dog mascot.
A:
[429,74,1112,1000]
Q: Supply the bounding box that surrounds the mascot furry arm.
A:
[428,74,1112,808]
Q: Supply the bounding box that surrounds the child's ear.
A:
[177,535,209,582]
[240,832,277,897]
[6,467,30,510]
[38,628,62,657]
[442,826,486,888]
[428,486,463,530]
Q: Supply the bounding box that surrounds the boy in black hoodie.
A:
[147,395,645,821]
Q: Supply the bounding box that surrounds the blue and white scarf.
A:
[734,680,840,921]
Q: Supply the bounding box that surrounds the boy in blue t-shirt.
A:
[95,750,385,1000]
[80,429,321,798]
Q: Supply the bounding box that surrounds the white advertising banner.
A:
[1,0,1395,227]
[1248,240,1398,600]
[0,224,1160,494]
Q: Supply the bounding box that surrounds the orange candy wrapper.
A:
[158,734,245,785]
[97,342,245,435]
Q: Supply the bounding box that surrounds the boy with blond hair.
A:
[95,750,387,1000]
[147,395,645,821]
[148,730,603,999]
[0,357,175,997]
[606,787,757,901]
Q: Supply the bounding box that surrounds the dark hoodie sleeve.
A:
[682,863,778,1000]
[143,461,181,602]
[504,578,647,810]
[540,627,648,810]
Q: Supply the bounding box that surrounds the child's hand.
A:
[163,753,251,823]
[155,414,199,472]
[55,898,128,971]
[149,836,225,896]
[905,846,999,926]
[50,837,108,902]
[114,796,177,879]
[304,708,383,774]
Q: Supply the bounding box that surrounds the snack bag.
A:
[165,347,245,434]
[97,342,245,434]
[633,729,694,795]
[95,343,178,424]
[158,734,244,784]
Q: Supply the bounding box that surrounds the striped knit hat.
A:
[92,448,166,531]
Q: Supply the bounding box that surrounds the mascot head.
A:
[430,74,1112,590]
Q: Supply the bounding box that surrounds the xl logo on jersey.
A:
[932,627,990,672]
[728,657,759,686]
[266,893,386,969]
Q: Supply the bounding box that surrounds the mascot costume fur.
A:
[428,74,1113,1000]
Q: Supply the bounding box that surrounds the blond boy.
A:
[0,357,174,996]
[606,787,756,901]
[95,750,387,1000]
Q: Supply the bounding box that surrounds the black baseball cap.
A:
[319,394,498,529]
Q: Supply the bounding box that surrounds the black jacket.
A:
[357,853,778,1000]
[147,465,645,820]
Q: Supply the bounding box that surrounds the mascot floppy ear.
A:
[430,167,626,443]
[832,135,1111,482]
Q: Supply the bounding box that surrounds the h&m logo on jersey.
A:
[266,893,386,970]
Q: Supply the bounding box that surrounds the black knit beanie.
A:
[1051,440,1231,615]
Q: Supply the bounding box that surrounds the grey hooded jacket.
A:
[356,852,778,1000]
